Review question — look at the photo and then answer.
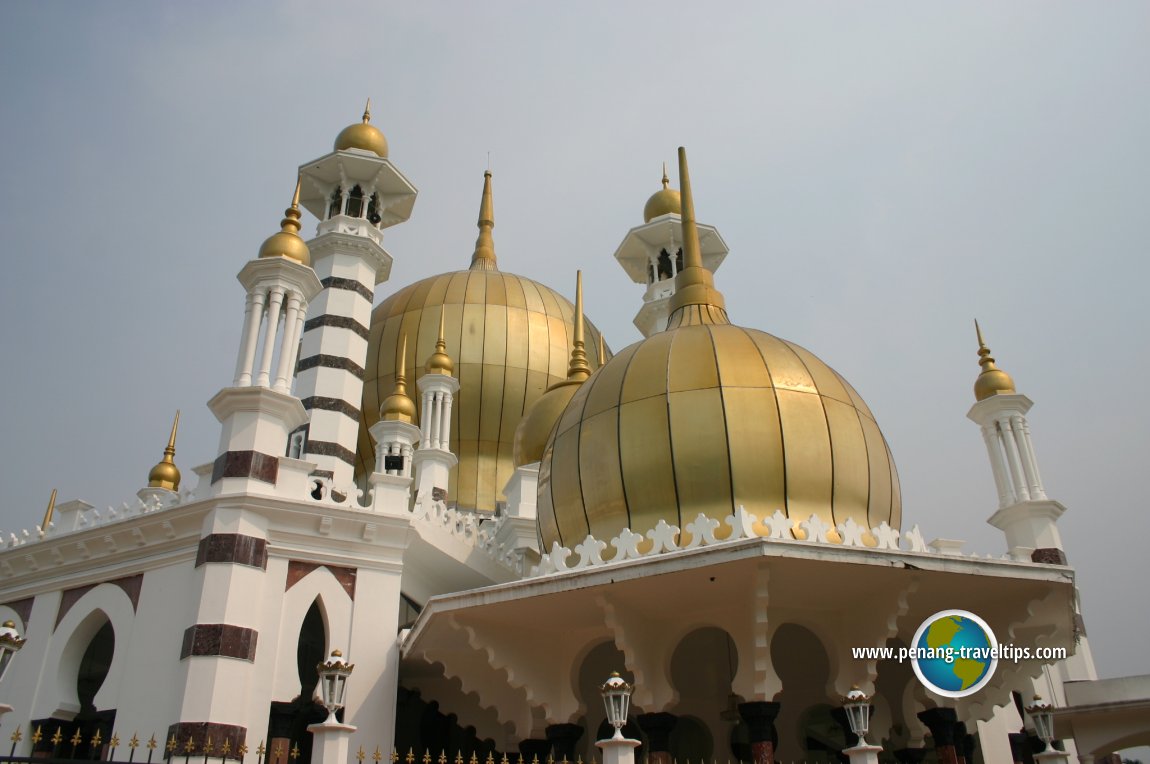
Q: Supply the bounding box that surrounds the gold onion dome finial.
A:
[380,337,416,422]
[258,177,311,266]
[334,98,389,157]
[666,147,727,328]
[974,320,1016,401]
[643,161,682,222]
[470,171,498,271]
[425,308,454,375]
[147,411,182,491]
[513,270,593,466]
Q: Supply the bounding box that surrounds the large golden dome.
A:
[357,172,607,512]
[537,148,901,549]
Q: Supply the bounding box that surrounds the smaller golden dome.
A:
[258,178,311,266]
[643,164,682,222]
[381,338,416,422]
[425,308,454,375]
[973,320,1016,401]
[334,99,389,157]
[147,411,182,491]
[514,271,592,466]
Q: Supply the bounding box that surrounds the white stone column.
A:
[981,425,1014,507]
[998,417,1030,503]
[595,737,640,764]
[256,286,286,387]
[1017,418,1047,500]
[235,290,266,386]
[842,743,882,764]
[307,721,356,764]
[440,394,453,450]
[273,291,303,393]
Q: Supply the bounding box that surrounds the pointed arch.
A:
[273,566,353,701]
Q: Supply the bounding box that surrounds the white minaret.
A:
[208,180,322,496]
[369,337,421,512]
[293,101,418,491]
[412,310,459,507]
[966,322,1098,737]
[613,164,729,337]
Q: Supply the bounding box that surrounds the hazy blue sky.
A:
[1,0,1147,719]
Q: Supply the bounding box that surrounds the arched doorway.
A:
[33,617,116,760]
[267,600,328,764]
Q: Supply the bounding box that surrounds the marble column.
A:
[917,708,959,764]
[637,713,677,764]
[545,724,584,762]
[738,702,781,764]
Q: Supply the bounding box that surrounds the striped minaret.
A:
[293,103,418,490]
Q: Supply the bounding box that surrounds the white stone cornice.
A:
[236,256,323,301]
[307,230,393,283]
[967,392,1035,424]
[207,385,309,429]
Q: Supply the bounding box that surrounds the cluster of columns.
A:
[233,283,310,394]
[977,409,1047,508]
[419,387,454,451]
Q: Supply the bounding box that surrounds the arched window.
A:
[346,185,364,218]
[657,249,674,281]
[328,187,343,219]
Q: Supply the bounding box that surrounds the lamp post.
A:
[1026,695,1069,764]
[308,650,357,764]
[0,620,27,723]
[841,686,882,764]
[596,673,640,764]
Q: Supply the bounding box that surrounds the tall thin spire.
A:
[973,320,1016,401]
[566,271,591,382]
[470,171,498,271]
[661,162,670,189]
[425,307,455,375]
[381,337,416,422]
[598,332,607,369]
[39,488,57,538]
[363,97,372,123]
[666,146,728,327]
[147,410,182,491]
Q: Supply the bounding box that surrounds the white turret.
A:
[412,310,459,508]
[613,164,729,336]
[292,101,418,491]
[369,338,421,513]
[208,180,322,496]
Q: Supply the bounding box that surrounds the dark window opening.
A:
[367,193,381,225]
[384,454,404,473]
[657,249,674,281]
[346,185,364,218]
[327,187,343,219]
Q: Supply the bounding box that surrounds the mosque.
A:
[0,105,1138,764]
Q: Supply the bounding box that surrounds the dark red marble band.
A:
[180,624,258,661]
[195,534,268,570]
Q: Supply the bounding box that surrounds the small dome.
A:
[334,100,388,158]
[147,460,181,492]
[258,229,310,265]
[643,165,681,222]
[973,322,1017,401]
[425,346,454,375]
[380,390,416,422]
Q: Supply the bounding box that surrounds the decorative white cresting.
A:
[7,493,182,548]
[527,506,989,578]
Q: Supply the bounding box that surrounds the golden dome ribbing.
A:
[537,148,901,549]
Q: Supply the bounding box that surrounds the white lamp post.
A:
[596,673,640,764]
[1026,695,1069,764]
[316,649,354,724]
[840,686,882,764]
[308,649,357,764]
[0,620,27,724]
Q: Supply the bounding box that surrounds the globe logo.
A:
[910,609,998,698]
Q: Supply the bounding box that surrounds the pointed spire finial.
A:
[39,488,57,538]
[470,170,498,271]
[566,271,591,382]
[363,98,372,124]
[425,308,455,375]
[258,179,310,263]
[973,320,1016,401]
[666,147,728,327]
[598,333,607,369]
[661,162,670,189]
[381,337,415,422]
[291,175,302,210]
[147,410,182,491]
